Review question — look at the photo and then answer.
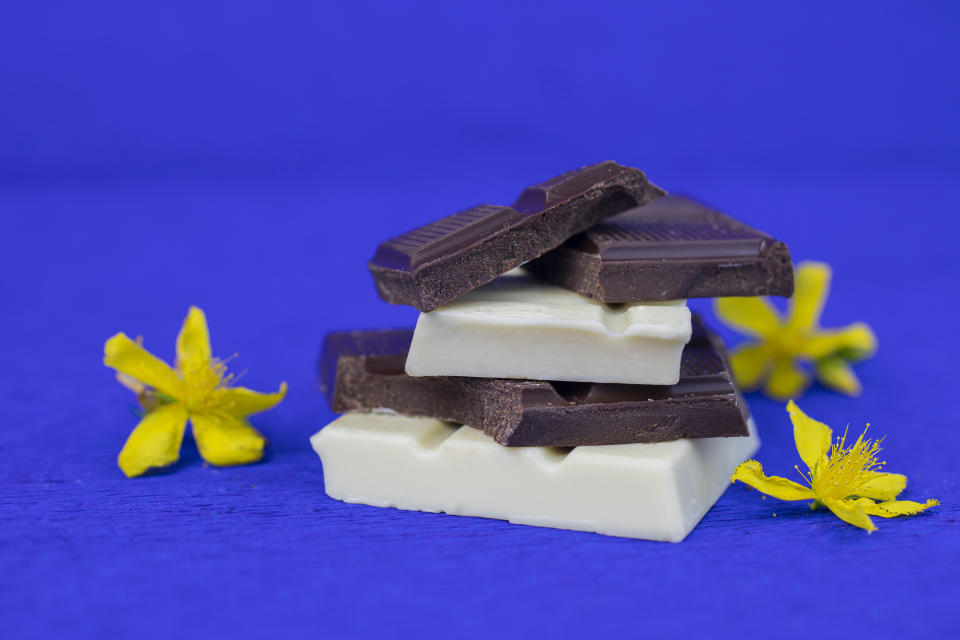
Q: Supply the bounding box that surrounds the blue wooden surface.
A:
[2,2,959,638]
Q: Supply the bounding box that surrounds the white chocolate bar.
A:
[403,272,691,384]
[311,412,759,542]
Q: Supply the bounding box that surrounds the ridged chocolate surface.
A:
[368,161,665,311]
[525,195,794,302]
[318,316,750,447]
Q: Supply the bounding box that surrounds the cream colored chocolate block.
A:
[310,412,759,542]
[403,272,691,384]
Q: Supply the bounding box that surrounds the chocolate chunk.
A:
[525,195,794,302]
[318,317,750,447]
[368,161,665,311]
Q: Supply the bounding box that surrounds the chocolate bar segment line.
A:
[318,317,750,447]
[367,161,665,312]
[524,194,794,303]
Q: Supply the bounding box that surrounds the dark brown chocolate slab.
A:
[318,317,749,447]
[525,195,794,302]
[368,161,665,311]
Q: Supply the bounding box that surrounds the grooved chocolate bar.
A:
[319,317,749,447]
[368,161,665,312]
[525,195,794,302]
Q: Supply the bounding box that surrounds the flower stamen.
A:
[808,426,886,500]
[179,356,236,413]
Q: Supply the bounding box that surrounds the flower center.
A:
[767,328,807,359]
[807,426,885,500]
[179,357,232,413]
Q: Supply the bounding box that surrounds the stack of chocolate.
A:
[311,162,793,542]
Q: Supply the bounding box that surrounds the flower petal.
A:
[787,400,833,469]
[805,322,878,361]
[731,460,816,501]
[714,297,781,338]
[176,306,212,372]
[765,358,810,400]
[104,333,183,397]
[857,472,907,501]
[814,356,862,396]
[786,261,831,331]
[860,498,939,518]
[729,343,771,390]
[221,382,288,418]
[191,412,267,467]
[117,403,189,477]
[823,497,876,532]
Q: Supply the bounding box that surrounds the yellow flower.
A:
[104,306,287,477]
[732,401,938,532]
[714,261,877,400]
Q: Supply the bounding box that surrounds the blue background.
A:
[3,2,958,638]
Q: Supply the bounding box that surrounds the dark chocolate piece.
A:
[368,161,665,312]
[525,195,794,302]
[318,317,749,447]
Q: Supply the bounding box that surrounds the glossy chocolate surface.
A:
[525,195,794,302]
[368,161,665,311]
